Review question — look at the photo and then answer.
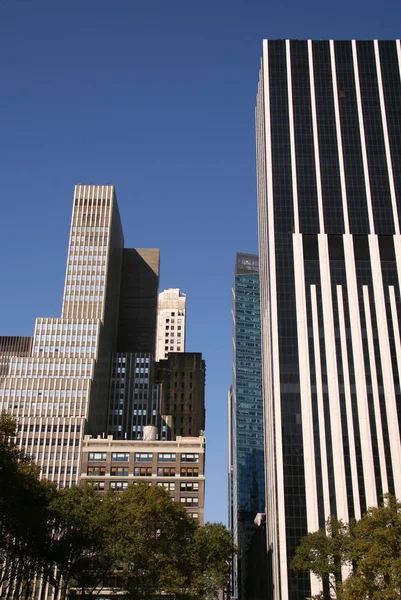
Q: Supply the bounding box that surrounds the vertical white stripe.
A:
[393,238,401,309]
[329,40,350,234]
[389,287,401,441]
[311,285,331,521]
[373,40,400,235]
[369,235,401,497]
[343,235,377,507]
[318,234,348,521]
[293,236,319,537]
[337,285,361,519]
[351,41,375,234]
[285,40,299,234]
[362,285,389,494]
[308,41,325,234]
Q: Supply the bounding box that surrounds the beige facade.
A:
[80,434,205,523]
[0,185,124,487]
[155,288,186,361]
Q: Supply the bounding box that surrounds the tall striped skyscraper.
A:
[256,40,401,599]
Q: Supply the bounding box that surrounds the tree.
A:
[46,484,116,598]
[186,522,235,600]
[105,483,197,600]
[292,495,401,600]
[0,416,236,600]
[0,412,56,600]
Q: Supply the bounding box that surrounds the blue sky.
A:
[0,0,400,523]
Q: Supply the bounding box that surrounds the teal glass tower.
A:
[229,253,266,600]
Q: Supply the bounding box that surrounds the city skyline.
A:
[0,184,206,540]
[1,0,400,525]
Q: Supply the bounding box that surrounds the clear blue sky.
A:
[0,0,399,523]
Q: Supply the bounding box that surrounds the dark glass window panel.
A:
[353,235,370,260]
[378,41,401,233]
[312,41,344,233]
[269,40,294,234]
[357,41,394,234]
[290,40,319,233]
[334,41,370,234]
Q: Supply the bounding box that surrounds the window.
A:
[158,453,176,462]
[180,482,199,491]
[157,466,176,477]
[87,466,105,476]
[180,467,199,477]
[190,513,199,519]
[111,466,128,476]
[110,481,128,490]
[88,452,107,461]
[90,481,105,491]
[180,497,199,507]
[180,453,199,463]
[135,452,153,462]
[134,466,152,476]
[111,452,129,462]
[157,482,176,490]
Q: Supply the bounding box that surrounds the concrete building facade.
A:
[156,352,205,440]
[80,433,205,523]
[155,288,186,361]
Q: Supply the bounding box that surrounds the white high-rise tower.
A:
[155,289,186,361]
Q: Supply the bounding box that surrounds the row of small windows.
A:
[20,438,81,446]
[31,451,79,461]
[64,296,104,303]
[67,276,105,284]
[70,235,108,243]
[0,389,88,397]
[10,363,92,372]
[35,335,97,342]
[68,256,107,264]
[72,227,109,233]
[74,198,111,206]
[68,266,106,273]
[34,346,97,353]
[43,466,78,475]
[0,405,87,415]
[69,246,108,254]
[19,424,81,433]
[88,452,198,462]
[65,285,104,292]
[36,323,98,332]
[87,466,200,477]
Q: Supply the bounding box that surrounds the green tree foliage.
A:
[0,412,56,599]
[186,522,234,600]
[105,483,197,600]
[0,414,235,600]
[292,495,401,600]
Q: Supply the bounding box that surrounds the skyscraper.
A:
[256,40,401,599]
[0,184,160,487]
[228,253,265,600]
[156,352,205,440]
[155,288,186,361]
[117,249,160,355]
